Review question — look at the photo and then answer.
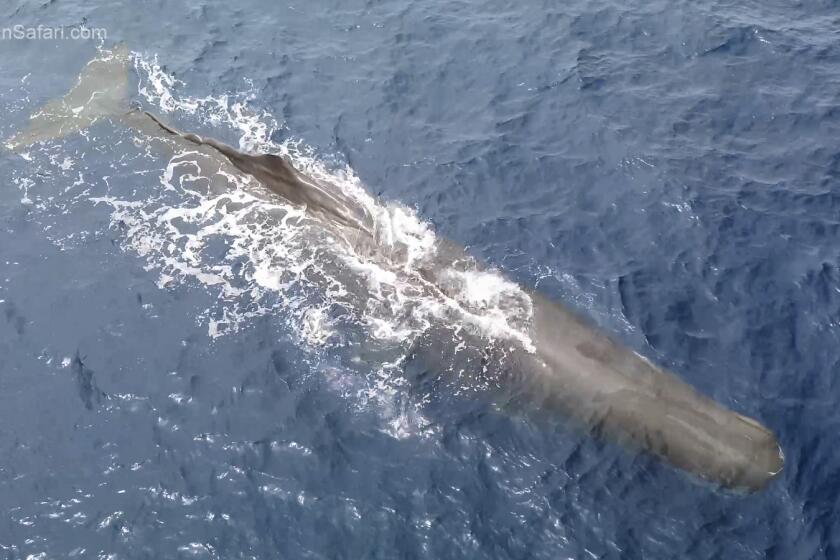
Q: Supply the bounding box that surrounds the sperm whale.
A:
[6,45,784,491]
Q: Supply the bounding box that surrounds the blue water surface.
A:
[1,0,839,558]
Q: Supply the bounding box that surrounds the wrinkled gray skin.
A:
[142,110,374,234]
[7,45,783,491]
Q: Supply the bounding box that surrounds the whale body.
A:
[6,45,783,491]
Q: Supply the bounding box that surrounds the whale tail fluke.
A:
[5,44,131,152]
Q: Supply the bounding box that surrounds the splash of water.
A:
[9,48,538,438]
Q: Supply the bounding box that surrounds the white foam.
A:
[13,50,539,439]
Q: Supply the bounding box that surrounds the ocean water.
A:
[1,1,838,558]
